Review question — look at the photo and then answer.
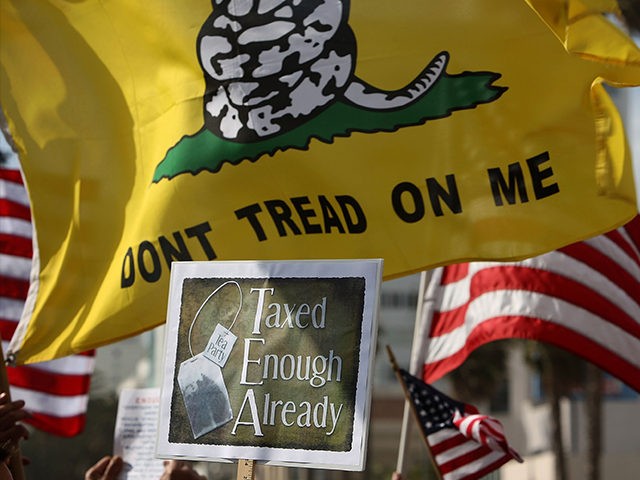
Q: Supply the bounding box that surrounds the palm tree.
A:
[448,341,508,403]
[584,363,603,480]
[524,342,594,480]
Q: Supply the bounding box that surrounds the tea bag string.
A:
[187,280,243,358]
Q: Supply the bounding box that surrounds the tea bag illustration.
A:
[178,281,242,438]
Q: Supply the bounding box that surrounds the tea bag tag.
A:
[203,323,237,368]
[177,353,233,438]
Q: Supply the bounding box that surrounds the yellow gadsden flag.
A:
[1,0,638,363]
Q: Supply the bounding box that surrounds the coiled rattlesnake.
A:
[198,0,448,142]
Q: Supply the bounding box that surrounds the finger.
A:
[162,470,207,480]
[0,427,28,454]
[85,455,112,480]
[1,407,29,424]
[102,455,124,480]
[0,400,26,420]
[160,460,204,480]
[0,422,29,443]
[171,460,195,472]
[8,423,29,441]
[175,463,206,480]
[0,399,25,412]
[18,423,29,440]
[163,460,181,471]
[0,402,28,430]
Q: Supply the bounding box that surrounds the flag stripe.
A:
[423,314,640,390]
[441,264,470,285]
[598,229,640,266]
[17,353,95,376]
[19,412,87,439]
[0,276,30,299]
[438,443,496,474]
[7,366,91,396]
[0,200,31,222]
[0,250,32,274]
[0,169,24,184]
[442,453,511,480]
[0,217,32,239]
[0,298,25,323]
[430,264,640,338]
[426,291,640,363]
[0,175,29,206]
[9,386,89,417]
[623,218,640,248]
[561,240,640,304]
[1,320,18,340]
[0,234,32,258]
[429,429,470,455]
[1,167,94,437]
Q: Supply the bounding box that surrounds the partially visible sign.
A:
[156,259,382,471]
[114,388,165,480]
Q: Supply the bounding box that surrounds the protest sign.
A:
[156,259,382,470]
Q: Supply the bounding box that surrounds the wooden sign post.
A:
[236,459,255,480]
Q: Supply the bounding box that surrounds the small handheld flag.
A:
[387,346,522,480]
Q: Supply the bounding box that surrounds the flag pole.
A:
[393,270,433,477]
[0,343,25,480]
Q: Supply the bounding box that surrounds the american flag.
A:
[0,165,95,437]
[397,368,521,480]
[418,216,640,390]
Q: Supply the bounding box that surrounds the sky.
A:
[0,130,19,168]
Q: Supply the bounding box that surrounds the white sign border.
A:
[156,259,382,471]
